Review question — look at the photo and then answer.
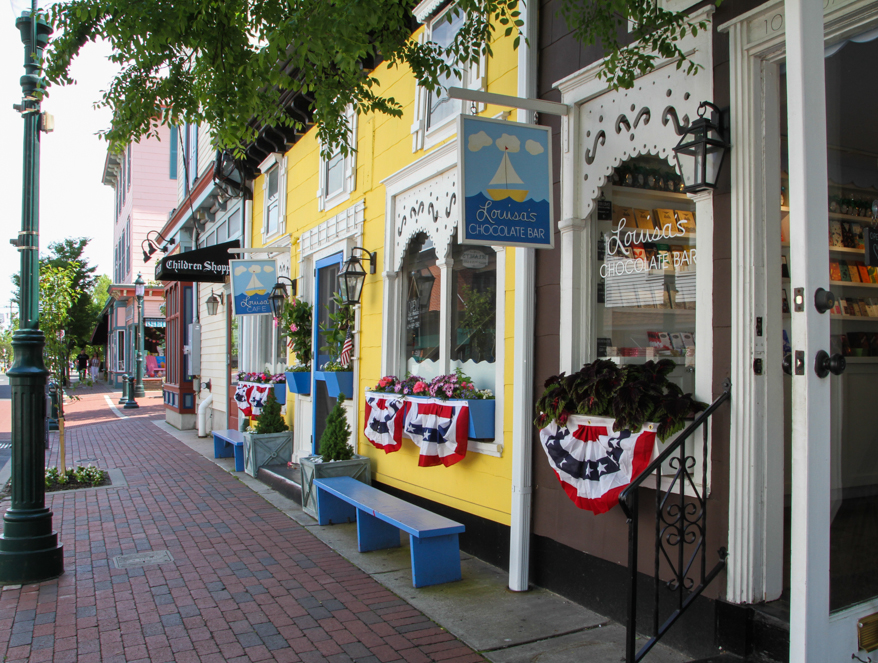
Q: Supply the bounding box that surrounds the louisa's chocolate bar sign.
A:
[865,226,878,267]
[605,208,694,257]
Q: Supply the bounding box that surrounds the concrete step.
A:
[256,463,302,505]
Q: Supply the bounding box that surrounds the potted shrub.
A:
[300,393,371,520]
[316,293,354,398]
[533,359,706,514]
[243,390,293,477]
[278,297,313,394]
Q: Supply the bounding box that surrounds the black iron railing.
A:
[618,379,732,663]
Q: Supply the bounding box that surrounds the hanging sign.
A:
[406,299,420,330]
[230,259,277,315]
[458,114,553,249]
[154,240,240,283]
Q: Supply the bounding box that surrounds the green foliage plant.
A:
[278,297,313,368]
[42,0,709,157]
[458,284,495,361]
[40,264,78,388]
[45,465,108,490]
[254,390,289,435]
[318,393,354,462]
[319,293,354,367]
[534,359,706,441]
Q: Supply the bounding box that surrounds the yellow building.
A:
[247,2,536,573]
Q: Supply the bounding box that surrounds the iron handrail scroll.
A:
[618,379,731,663]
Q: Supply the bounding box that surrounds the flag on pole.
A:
[339,328,353,367]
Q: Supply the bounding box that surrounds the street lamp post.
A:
[0,3,64,584]
[134,273,146,398]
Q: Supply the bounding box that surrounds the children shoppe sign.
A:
[459,115,553,249]
[154,240,240,282]
[230,259,277,315]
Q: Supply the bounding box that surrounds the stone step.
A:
[256,463,302,505]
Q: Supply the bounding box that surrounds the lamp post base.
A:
[0,508,63,584]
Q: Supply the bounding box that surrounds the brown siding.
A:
[532,0,767,602]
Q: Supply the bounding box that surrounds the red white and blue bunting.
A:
[538,415,656,514]
[234,382,272,417]
[403,398,469,467]
[363,392,406,454]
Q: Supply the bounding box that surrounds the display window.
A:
[594,156,697,394]
[400,232,497,392]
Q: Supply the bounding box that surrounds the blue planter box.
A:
[273,383,287,405]
[285,371,311,395]
[321,371,354,399]
[466,399,495,439]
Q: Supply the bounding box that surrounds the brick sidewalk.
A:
[0,392,483,663]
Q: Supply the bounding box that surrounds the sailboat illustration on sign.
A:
[245,273,267,296]
[487,151,528,203]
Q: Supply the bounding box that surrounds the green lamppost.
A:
[134,273,145,397]
[0,0,64,583]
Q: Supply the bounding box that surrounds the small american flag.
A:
[339,328,353,367]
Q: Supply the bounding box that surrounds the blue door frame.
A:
[312,252,343,454]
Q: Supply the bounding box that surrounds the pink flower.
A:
[413,381,428,394]
[394,384,402,393]
[378,376,392,387]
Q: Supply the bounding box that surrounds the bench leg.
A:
[233,444,245,472]
[357,511,400,553]
[315,486,357,526]
[409,534,462,587]
[214,437,231,459]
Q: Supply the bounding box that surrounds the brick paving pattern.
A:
[0,384,483,662]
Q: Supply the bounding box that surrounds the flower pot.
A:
[243,431,293,478]
[322,371,354,399]
[273,383,287,405]
[300,454,371,520]
[465,399,495,439]
[285,371,311,395]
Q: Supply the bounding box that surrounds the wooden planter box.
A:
[300,454,371,520]
[316,371,354,399]
[285,371,311,395]
[243,431,293,478]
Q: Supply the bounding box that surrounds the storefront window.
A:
[402,233,441,380]
[450,243,496,391]
[595,156,696,394]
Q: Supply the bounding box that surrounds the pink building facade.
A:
[100,126,179,388]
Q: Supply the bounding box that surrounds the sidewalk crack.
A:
[477,621,613,653]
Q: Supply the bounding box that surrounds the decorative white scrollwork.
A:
[393,167,459,270]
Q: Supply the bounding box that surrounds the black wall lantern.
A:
[141,230,176,263]
[268,275,297,318]
[338,247,376,306]
[206,289,224,316]
[673,101,730,193]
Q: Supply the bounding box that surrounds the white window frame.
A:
[258,153,287,241]
[317,107,358,212]
[380,141,505,456]
[410,2,486,153]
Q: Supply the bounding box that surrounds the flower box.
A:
[273,383,287,405]
[285,371,311,395]
[243,431,293,478]
[318,371,354,399]
[300,454,371,520]
[465,399,495,439]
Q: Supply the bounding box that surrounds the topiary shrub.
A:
[255,390,289,435]
[318,393,354,461]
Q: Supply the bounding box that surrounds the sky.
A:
[0,15,118,323]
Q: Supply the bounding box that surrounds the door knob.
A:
[815,350,846,378]
[814,288,835,314]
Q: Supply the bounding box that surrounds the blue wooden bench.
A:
[213,429,245,472]
[313,476,465,587]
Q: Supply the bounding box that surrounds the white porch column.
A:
[785,0,831,660]
[558,217,586,374]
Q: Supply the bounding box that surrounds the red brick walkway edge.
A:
[0,390,483,663]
